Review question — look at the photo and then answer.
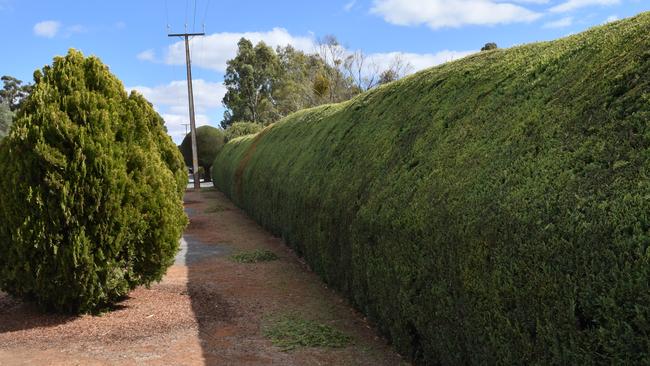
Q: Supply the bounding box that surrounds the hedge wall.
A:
[213,13,650,364]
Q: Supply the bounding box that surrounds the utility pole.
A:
[182,123,190,136]
[168,31,205,190]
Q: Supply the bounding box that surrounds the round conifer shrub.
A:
[0,49,188,314]
[179,125,225,182]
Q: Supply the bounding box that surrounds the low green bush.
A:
[179,125,225,182]
[213,13,650,364]
[224,121,263,141]
[0,50,188,314]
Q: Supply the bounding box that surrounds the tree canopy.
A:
[221,36,413,128]
[0,102,12,138]
[0,75,32,111]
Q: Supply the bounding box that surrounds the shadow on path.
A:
[182,196,238,364]
[0,294,76,334]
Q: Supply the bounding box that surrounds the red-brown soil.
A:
[0,188,405,365]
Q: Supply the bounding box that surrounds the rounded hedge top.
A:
[0,49,188,313]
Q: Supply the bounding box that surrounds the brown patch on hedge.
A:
[234,127,270,201]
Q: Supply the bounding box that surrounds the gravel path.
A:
[0,189,404,365]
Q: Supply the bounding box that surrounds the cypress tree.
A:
[0,49,188,313]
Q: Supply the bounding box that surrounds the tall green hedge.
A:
[0,50,188,314]
[213,13,650,364]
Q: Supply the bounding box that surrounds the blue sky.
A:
[0,0,647,143]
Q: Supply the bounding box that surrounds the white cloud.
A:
[371,0,542,29]
[505,0,549,3]
[128,80,226,142]
[33,20,61,38]
[164,27,316,72]
[368,50,476,72]
[344,0,357,11]
[543,16,573,28]
[137,49,157,62]
[160,113,212,141]
[604,14,619,23]
[130,79,225,114]
[550,0,620,13]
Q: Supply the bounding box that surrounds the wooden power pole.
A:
[168,31,204,190]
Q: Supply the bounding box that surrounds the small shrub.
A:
[264,315,352,351]
[180,125,225,182]
[230,249,279,263]
[224,121,263,141]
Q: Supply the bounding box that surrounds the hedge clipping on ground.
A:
[0,50,188,314]
[213,13,650,365]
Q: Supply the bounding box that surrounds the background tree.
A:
[0,50,187,314]
[378,54,414,85]
[273,45,335,118]
[221,36,415,127]
[179,125,226,181]
[0,75,32,111]
[317,35,358,102]
[481,42,498,51]
[344,50,379,92]
[0,102,13,138]
[222,39,280,128]
[225,121,263,141]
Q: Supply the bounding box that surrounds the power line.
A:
[164,0,170,32]
[185,0,189,32]
[192,0,198,32]
[202,0,211,30]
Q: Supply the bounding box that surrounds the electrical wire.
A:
[202,0,211,30]
[164,0,170,32]
[185,0,189,31]
[192,0,198,32]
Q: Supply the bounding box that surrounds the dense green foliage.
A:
[0,75,32,111]
[224,121,263,141]
[179,125,225,182]
[0,50,188,314]
[222,39,279,127]
[213,14,650,364]
[221,37,409,128]
[0,102,12,138]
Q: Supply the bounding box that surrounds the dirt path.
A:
[0,188,405,365]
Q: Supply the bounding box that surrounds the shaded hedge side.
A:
[213,14,650,364]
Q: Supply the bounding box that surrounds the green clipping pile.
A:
[213,13,650,364]
[0,50,188,314]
